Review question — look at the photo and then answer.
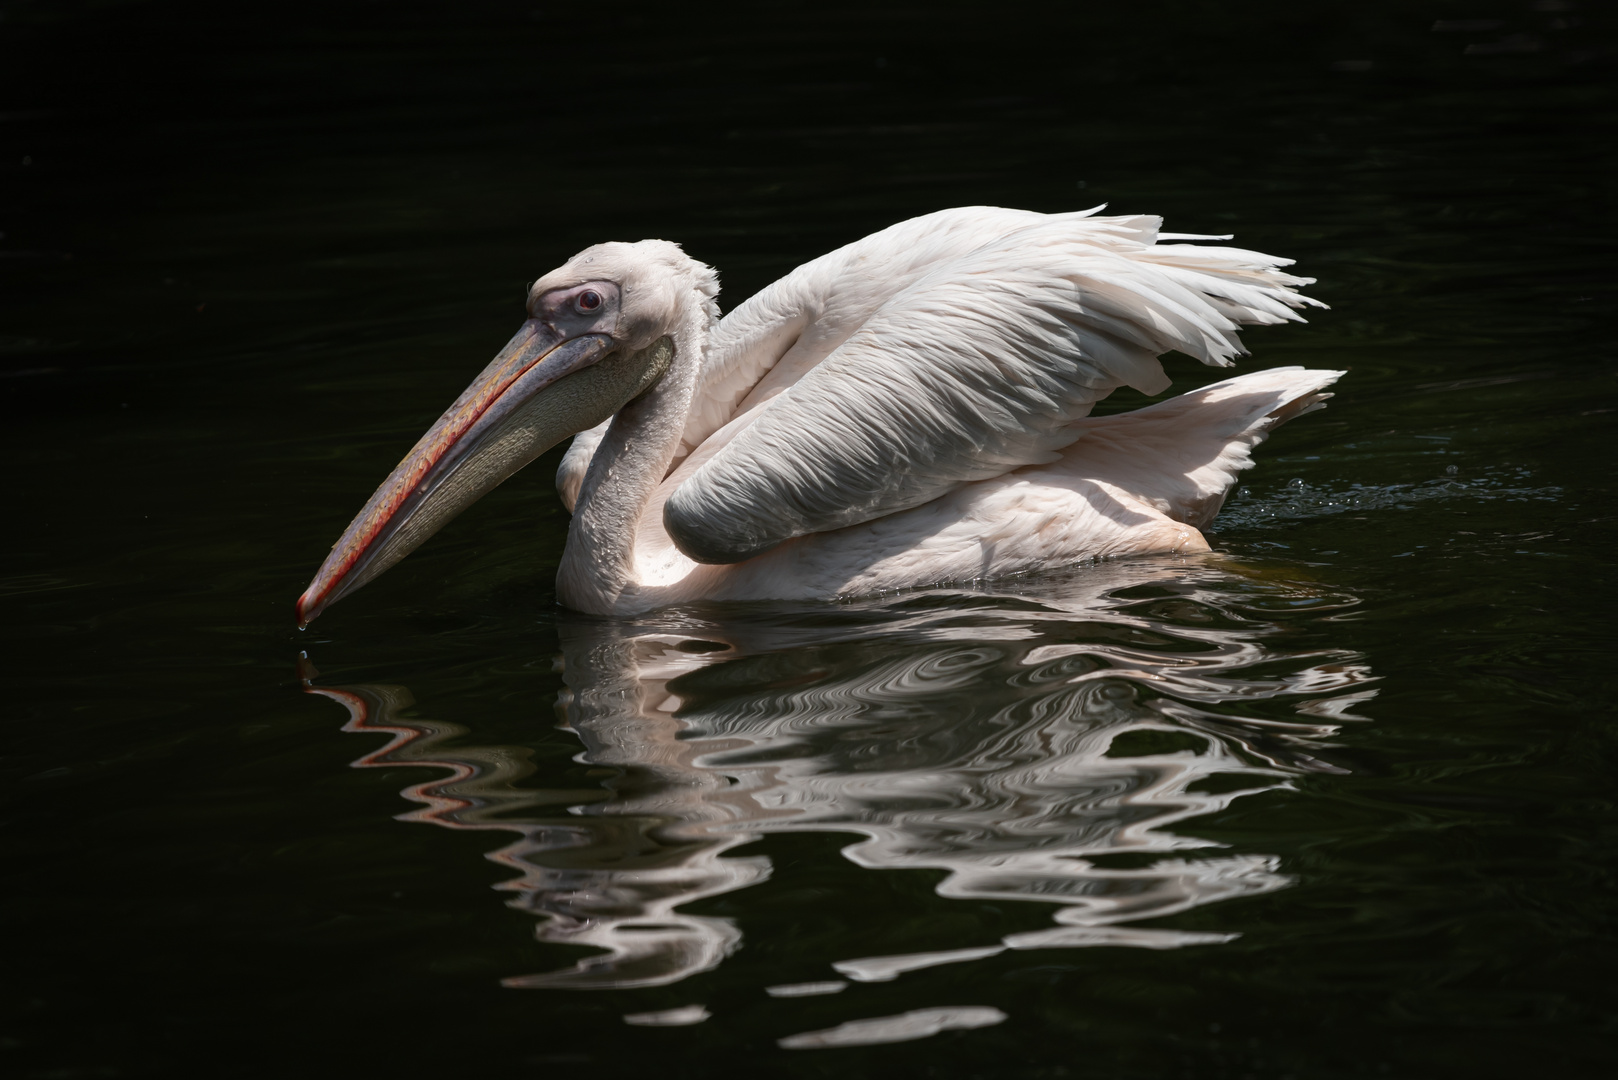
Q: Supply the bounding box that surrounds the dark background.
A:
[2,2,1615,1078]
[4,0,1612,399]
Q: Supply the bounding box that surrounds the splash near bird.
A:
[296,207,1339,623]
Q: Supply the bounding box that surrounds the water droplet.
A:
[1287,478,1305,490]
[1445,465,1458,476]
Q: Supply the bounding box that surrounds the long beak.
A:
[296,323,672,627]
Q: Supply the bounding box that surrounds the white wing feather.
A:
[663,211,1321,563]
[694,367,1343,603]
[680,206,1055,461]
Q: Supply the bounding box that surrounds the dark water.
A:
[3,1,1616,1076]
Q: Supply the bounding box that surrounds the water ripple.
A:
[1218,465,1563,530]
[304,555,1375,993]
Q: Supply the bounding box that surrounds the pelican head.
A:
[295,240,717,626]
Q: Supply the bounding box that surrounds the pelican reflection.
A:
[304,556,1374,991]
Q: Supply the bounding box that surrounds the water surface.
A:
[2,2,1615,1076]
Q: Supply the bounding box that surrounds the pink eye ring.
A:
[576,290,603,312]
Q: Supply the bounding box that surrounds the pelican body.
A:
[296,207,1338,623]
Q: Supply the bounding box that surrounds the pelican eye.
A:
[575,290,603,313]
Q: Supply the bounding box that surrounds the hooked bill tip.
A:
[295,590,318,629]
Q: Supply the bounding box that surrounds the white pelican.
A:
[295,206,1339,623]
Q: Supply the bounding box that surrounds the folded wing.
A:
[663,211,1322,564]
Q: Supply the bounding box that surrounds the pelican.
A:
[296,206,1339,623]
